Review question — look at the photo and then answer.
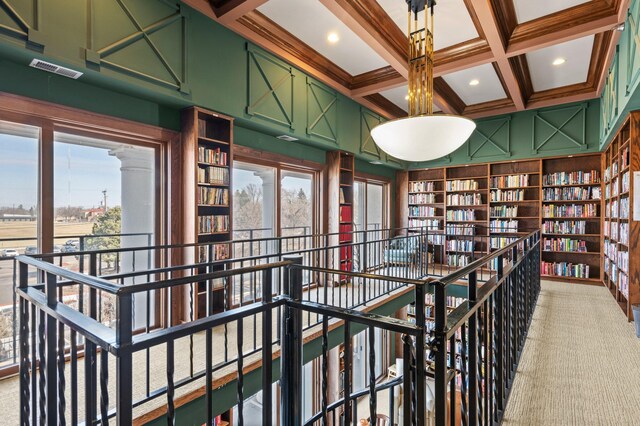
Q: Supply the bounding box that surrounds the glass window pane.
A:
[366,183,384,231]
[232,162,276,241]
[353,181,365,232]
[280,170,313,237]
[0,120,39,367]
[54,132,156,327]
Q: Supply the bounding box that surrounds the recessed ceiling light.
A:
[469,79,479,86]
[404,95,410,100]
[552,58,566,66]
[327,32,339,43]
[369,160,383,165]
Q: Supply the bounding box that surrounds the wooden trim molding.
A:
[351,66,405,97]
[433,78,466,115]
[361,94,406,119]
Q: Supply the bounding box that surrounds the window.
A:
[232,161,277,242]
[352,328,388,392]
[0,121,39,367]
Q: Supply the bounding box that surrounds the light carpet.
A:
[503,280,640,426]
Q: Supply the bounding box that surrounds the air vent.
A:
[276,134,298,142]
[29,59,83,79]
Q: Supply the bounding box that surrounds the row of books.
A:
[490,174,529,188]
[618,250,629,273]
[409,218,440,229]
[605,240,617,261]
[542,186,600,201]
[428,234,445,245]
[339,205,352,223]
[407,295,464,316]
[622,171,630,193]
[409,181,436,193]
[490,220,518,233]
[541,261,590,278]
[198,187,229,206]
[446,179,478,191]
[542,220,587,234]
[447,193,482,206]
[446,239,475,252]
[542,203,598,218]
[198,166,229,185]
[607,200,619,219]
[446,209,476,221]
[620,197,629,219]
[197,119,213,138]
[605,162,619,181]
[198,215,229,234]
[490,236,517,249]
[490,189,525,202]
[339,224,353,243]
[619,272,629,298]
[542,170,600,186]
[621,146,630,170]
[409,206,437,217]
[446,224,475,235]
[447,254,470,267]
[197,243,230,262]
[490,205,518,218]
[620,222,629,245]
[198,146,228,165]
[409,193,437,204]
[542,238,588,253]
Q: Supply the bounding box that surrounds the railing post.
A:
[414,283,427,426]
[85,253,98,424]
[45,271,58,424]
[433,281,447,426]
[18,260,30,426]
[362,230,368,273]
[262,269,273,426]
[281,255,303,426]
[495,255,505,417]
[115,292,133,425]
[468,271,478,425]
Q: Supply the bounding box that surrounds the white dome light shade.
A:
[371,115,476,162]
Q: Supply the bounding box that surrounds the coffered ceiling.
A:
[183,0,629,120]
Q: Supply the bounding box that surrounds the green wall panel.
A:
[306,78,338,144]
[467,116,511,160]
[410,100,601,169]
[359,108,383,158]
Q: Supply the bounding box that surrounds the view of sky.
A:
[0,133,122,210]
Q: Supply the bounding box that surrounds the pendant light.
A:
[371,0,476,162]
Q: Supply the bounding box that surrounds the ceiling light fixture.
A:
[615,23,625,32]
[327,32,339,43]
[370,0,475,162]
[469,79,480,86]
[552,58,566,66]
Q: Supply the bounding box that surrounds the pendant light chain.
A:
[408,2,435,117]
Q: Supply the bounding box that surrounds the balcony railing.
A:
[14,227,540,425]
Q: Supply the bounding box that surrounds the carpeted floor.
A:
[503,280,640,425]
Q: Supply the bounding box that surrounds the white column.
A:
[110,146,154,329]
[254,170,275,238]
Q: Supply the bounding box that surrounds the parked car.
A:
[1,249,19,258]
[65,240,79,248]
[53,245,62,253]
[61,243,77,253]
[24,246,38,255]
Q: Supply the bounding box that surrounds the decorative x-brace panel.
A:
[85,0,188,92]
[0,0,44,46]
[306,79,338,144]
[360,108,383,158]
[533,103,588,154]
[467,117,511,160]
[247,45,295,129]
[627,0,640,95]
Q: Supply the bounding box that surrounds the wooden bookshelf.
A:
[408,168,446,265]
[182,106,233,318]
[540,155,602,283]
[402,155,603,285]
[327,151,354,284]
[602,113,639,320]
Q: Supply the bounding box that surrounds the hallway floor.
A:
[503,280,640,425]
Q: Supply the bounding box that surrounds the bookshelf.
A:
[182,106,233,318]
[602,114,640,320]
[541,155,601,283]
[403,155,603,285]
[328,151,354,284]
[445,164,489,268]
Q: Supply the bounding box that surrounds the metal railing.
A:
[14,228,541,425]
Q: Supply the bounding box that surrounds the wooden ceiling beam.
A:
[359,94,406,119]
[467,0,526,110]
[433,78,466,115]
[506,0,627,56]
[464,98,517,119]
[215,0,270,24]
[319,0,409,78]
[351,66,405,97]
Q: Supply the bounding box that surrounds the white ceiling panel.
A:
[377,0,478,51]
[258,0,388,75]
[379,85,441,112]
[526,35,594,91]
[513,0,591,24]
[442,63,506,105]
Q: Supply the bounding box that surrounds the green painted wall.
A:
[409,99,601,169]
[0,0,402,169]
[600,0,640,147]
